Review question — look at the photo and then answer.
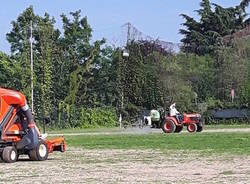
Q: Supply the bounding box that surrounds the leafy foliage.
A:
[1,1,250,128]
[180,0,250,55]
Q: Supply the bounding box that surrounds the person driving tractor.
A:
[169,102,182,123]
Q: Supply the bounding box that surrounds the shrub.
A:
[57,102,117,128]
[80,107,117,128]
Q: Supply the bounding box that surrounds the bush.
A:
[80,108,117,128]
[57,103,117,128]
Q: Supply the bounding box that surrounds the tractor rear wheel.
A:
[29,140,49,161]
[175,126,183,133]
[187,123,197,133]
[2,146,18,163]
[162,119,176,133]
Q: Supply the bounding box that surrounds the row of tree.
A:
[0,0,250,127]
[180,0,250,55]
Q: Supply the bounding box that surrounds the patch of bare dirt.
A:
[0,148,250,184]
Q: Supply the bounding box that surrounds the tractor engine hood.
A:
[185,113,201,118]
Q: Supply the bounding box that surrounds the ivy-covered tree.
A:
[60,10,105,107]
[35,13,60,119]
[6,6,61,121]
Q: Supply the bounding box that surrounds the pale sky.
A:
[0,0,247,53]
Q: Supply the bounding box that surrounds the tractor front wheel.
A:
[2,146,18,163]
[187,123,197,133]
[162,119,176,133]
[29,140,49,161]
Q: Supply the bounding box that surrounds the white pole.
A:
[120,92,124,128]
[30,20,34,113]
[119,113,122,129]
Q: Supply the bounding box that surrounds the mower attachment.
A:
[46,136,66,153]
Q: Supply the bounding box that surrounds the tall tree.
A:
[6,6,38,99]
[0,52,22,88]
[6,6,61,121]
[35,13,60,119]
[180,0,250,55]
[60,10,105,107]
[87,46,119,107]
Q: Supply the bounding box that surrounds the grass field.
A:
[64,132,250,155]
[205,124,250,129]
[2,126,250,183]
[47,127,122,134]
[48,124,250,133]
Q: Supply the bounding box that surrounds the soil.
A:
[1,148,250,184]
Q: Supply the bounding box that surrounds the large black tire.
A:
[187,123,197,133]
[2,146,18,163]
[29,140,49,161]
[197,118,205,132]
[162,119,176,133]
[197,124,203,132]
[175,126,183,133]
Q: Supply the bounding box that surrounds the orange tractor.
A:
[162,113,204,133]
[0,87,66,163]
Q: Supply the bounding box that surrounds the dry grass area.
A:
[1,148,250,184]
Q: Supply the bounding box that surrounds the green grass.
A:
[65,132,250,155]
[47,127,121,134]
[205,124,250,129]
[47,124,250,134]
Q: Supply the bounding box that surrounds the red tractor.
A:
[162,113,204,133]
[0,87,66,163]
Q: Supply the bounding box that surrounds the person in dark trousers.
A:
[169,103,182,124]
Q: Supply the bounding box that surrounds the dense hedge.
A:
[56,103,117,128]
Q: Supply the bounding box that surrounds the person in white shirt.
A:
[169,103,182,123]
[169,103,179,116]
